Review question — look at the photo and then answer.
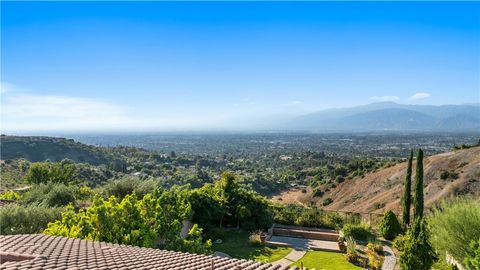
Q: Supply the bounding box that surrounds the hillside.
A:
[287,102,480,131]
[0,136,114,165]
[273,146,480,215]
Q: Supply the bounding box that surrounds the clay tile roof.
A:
[0,234,297,270]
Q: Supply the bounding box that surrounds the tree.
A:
[413,149,424,221]
[399,219,435,270]
[0,204,62,235]
[44,187,211,254]
[24,162,75,184]
[24,163,50,184]
[402,149,413,227]
[429,198,480,267]
[465,239,480,270]
[190,172,272,232]
[379,210,402,240]
[178,224,212,254]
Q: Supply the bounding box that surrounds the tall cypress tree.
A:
[413,149,424,221]
[402,149,413,226]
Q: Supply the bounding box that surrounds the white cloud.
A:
[0,84,229,132]
[1,92,137,132]
[0,82,16,94]
[369,96,400,102]
[410,92,431,100]
[284,100,303,108]
[290,100,303,106]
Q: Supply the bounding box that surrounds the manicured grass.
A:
[212,230,292,263]
[291,251,365,270]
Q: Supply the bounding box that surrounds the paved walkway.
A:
[269,235,342,267]
[267,236,340,252]
[269,236,396,270]
[271,249,306,267]
[381,245,396,270]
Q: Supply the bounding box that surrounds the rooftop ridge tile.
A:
[0,234,293,270]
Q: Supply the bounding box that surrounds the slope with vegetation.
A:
[0,136,118,165]
[317,146,480,214]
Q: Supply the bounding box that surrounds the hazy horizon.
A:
[1,2,479,132]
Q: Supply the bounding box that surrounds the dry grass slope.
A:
[273,147,480,216]
[326,146,480,214]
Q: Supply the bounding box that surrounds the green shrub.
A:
[273,204,298,225]
[429,198,480,264]
[399,219,435,270]
[248,231,262,247]
[134,178,162,198]
[440,171,450,180]
[393,234,407,251]
[205,226,226,240]
[322,197,333,206]
[45,187,211,253]
[45,185,76,207]
[103,177,140,200]
[368,239,383,254]
[24,161,76,184]
[179,224,212,254]
[373,202,385,210]
[367,242,384,269]
[272,204,344,229]
[76,186,93,202]
[335,175,345,183]
[21,183,76,207]
[0,204,62,234]
[295,207,319,227]
[0,190,21,200]
[440,171,459,181]
[323,211,344,230]
[465,239,480,270]
[345,236,358,263]
[432,261,459,270]
[311,188,323,197]
[379,210,402,240]
[103,177,162,200]
[342,223,374,241]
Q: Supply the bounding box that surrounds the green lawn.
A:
[291,251,365,270]
[212,230,292,263]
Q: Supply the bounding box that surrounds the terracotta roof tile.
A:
[0,234,297,270]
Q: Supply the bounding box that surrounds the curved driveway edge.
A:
[382,245,396,270]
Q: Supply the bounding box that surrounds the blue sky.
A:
[1,1,479,132]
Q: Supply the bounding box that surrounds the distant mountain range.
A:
[284,102,480,131]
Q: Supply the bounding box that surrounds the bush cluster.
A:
[0,190,22,200]
[22,184,77,207]
[429,198,480,268]
[273,204,344,229]
[342,223,374,241]
[248,231,263,247]
[102,177,161,200]
[366,242,384,270]
[44,186,211,254]
[0,204,62,234]
[378,210,402,240]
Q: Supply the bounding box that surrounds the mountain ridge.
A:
[286,102,480,131]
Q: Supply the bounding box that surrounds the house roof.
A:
[0,234,296,270]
